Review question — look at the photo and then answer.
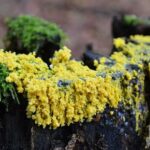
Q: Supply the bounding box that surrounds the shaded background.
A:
[0,0,150,58]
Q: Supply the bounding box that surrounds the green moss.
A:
[0,64,19,110]
[123,15,150,26]
[5,15,67,53]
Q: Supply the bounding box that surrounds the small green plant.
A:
[0,64,19,111]
[123,15,150,26]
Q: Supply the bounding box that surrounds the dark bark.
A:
[5,37,60,65]
[0,101,147,150]
[82,44,104,69]
[0,104,31,150]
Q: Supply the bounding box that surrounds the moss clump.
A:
[0,64,19,110]
[123,15,150,26]
[4,15,67,63]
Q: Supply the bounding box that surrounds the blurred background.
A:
[0,0,150,58]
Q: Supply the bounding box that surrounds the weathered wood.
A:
[0,104,31,150]
[0,103,147,150]
[82,44,104,69]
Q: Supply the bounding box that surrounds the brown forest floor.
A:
[0,0,150,58]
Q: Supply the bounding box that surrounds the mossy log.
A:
[0,15,150,149]
[0,36,150,150]
[112,15,150,38]
[83,15,150,69]
[4,15,66,64]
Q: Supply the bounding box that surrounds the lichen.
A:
[0,35,149,131]
[0,47,121,129]
[96,35,150,131]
